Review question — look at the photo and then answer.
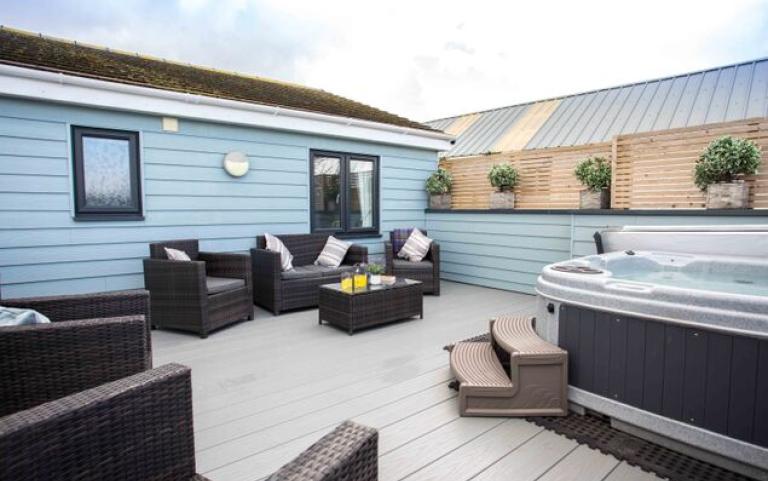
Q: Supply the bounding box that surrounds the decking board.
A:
[151,281,661,481]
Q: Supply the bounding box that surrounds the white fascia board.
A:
[0,64,454,151]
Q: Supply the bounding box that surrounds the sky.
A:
[2,0,768,122]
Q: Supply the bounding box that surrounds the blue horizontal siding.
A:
[427,212,768,295]
[0,97,437,297]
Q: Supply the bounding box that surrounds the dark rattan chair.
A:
[0,363,210,481]
[0,288,152,417]
[385,229,440,295]
[143,239,253,338]
[268,420,378,481]
[252,233,368,315]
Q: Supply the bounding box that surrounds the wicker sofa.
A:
[143,239,253,338]
[385,229,440,295]
[268,420,378,480]
[252,233,368,315]
[0,363,209,481]
[0,289,152,415]
[0,289,210,480]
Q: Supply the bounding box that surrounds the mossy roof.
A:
[0,27,434,132]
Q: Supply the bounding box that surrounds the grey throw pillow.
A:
[315,236,351,268]
[0,306,51,326]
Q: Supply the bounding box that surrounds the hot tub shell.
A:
[536,247,768,476]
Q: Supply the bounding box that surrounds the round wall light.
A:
[223,151,250,177]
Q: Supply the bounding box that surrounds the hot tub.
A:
[536,236,768,476]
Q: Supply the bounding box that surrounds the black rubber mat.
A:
[446,333,759,481]
[528,412,757,481]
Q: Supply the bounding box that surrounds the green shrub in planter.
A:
[694,136,761,190]
[425,168,453,194]
[488,164,519,191]
[574,156,611,192]
[425,168,453,209]
[366,263,385,275]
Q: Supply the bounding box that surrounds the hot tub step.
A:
[449,341,567,417]
[491,315,566,362]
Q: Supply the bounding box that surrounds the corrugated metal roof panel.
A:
[429,104,530,157]
[428,117,455,131]
[427,58,768,157]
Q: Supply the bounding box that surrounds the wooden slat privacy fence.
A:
[441,144,612,209]
[440,117,768,210]
[612,118,768,209]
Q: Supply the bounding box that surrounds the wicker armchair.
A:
[0,363,210,481]
[385,229,440,295]
[252,233,368,315]
[143,239,253,338]
[268,420,378,481]
[0,289,151,417]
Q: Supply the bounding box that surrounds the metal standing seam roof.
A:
[427,58,768,158]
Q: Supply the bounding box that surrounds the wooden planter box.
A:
[579,189,610,209]
[490,191,515,209]
[706,181,750,209]
[429,194,451,209]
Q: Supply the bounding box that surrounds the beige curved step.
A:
[491,315,565,360]
[450,341,513,388]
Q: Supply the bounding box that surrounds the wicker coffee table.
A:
[318,279,423,335]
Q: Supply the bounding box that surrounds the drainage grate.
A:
[527,412,757,481]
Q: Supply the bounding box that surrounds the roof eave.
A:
[0,63,454,151]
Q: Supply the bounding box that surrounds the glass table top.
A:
[321,278,421,295]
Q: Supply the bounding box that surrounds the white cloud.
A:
[3,0,767,121]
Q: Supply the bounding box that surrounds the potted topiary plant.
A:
[425,168,453,209]
[488,164,518,209]
[367,263,385,285]
[695,136,762,209]
[574,156,611,209]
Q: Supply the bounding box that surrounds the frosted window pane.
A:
[82,136,132,208]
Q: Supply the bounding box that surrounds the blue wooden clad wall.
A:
[426,212,768,295]
[0,97,437,297]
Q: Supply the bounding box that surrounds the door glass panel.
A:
[349,159,374,229]
[82,136,133,208]
[313,155,342,229]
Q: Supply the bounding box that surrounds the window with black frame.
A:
[71,126,143,220]
[310,150,378,235]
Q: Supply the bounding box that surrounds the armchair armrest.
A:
[143,258,207,300]
[385,242,394,274]
[343,244,368,265]
[427,242,440,264]
[429,242,440,295]
[251,248,282,313]
[269,420,378,481]
[0,315,150,417]
[1,289,150,324]
[0,364,198,481]
[200,251,252,290]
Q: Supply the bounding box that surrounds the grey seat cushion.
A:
[281,264,355,280]
[320,265,355,278]
[392,259,433,271]
[281,265,325,280]
[206,276,246,294]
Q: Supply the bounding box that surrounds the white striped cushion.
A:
[315,236,351,268]
[265,233,294,271]
[397,228,432,262]
[164,247,191,261]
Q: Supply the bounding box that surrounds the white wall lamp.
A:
[223,151,250,177]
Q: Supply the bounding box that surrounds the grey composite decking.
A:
[152,281,661,481]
